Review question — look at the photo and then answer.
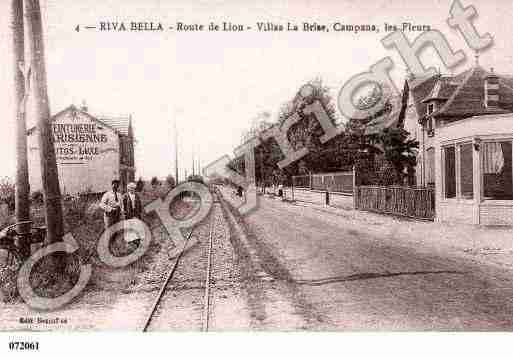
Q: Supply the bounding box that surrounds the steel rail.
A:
[202,208,215,332]
[142,193,219,332]
[141,226,197,332]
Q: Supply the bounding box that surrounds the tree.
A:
[241,111,273,144]
[0,177,15,211]
[235,78,348,185]
[297,160,309,175]
[150,176,160,187]
[256,137,284,186]
[31,190,44,205]
[278,78,339,127]
[26,0,66,271]
[345,83,418,186]
[279,78,340,154]
[136,177,144,192]
[165,175,176,188]
[377,128,418,185]
[277,78,350,174]
[270,168,286,186]
[11,0,31,258]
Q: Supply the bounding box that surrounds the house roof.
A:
[420,75,460,102]
[407,74,439,123]
[431,65,513,117]
[362,65,513,135]
[96,115,131,136]
[27,105,132,137]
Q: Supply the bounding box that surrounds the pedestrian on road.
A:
[100,179,123,230]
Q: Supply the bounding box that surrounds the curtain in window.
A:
[483,142,505,174]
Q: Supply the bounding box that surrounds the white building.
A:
[27,105,136,195]
[401,64,513,225]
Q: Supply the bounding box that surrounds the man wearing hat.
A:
[100,179,123,230]
[123,182,143,221]
[122,182,144,248]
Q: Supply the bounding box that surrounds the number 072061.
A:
[8,341,39,351]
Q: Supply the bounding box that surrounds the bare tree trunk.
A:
[24,0,64,251]
[11,0,31,259]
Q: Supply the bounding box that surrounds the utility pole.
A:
[25,0,65,251]
[191,146,195,176]
[174,120,179,184]
[11,0,31,259]
[259,146,264,192]
[198,153,201,177]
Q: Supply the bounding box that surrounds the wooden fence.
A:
[354,186,435,220]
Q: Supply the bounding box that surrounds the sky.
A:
[0,0,512,181]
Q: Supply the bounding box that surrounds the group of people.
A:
[100,179,143,230]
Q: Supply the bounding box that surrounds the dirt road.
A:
[220,187,513,330]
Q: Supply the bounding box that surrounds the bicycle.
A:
[0,221,46,271]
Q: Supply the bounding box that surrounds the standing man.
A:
[123,182,142,220]
[100,179,123,230]
[122,182,143,249]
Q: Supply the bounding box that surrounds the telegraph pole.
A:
[191,146,195,176]
[25,0,65,250]
[198,153,201,177]
[11,0,31,259]
[174,120,179,183]
[259,146,264,192]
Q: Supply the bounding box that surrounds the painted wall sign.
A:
[28,107,121,194]
[52,122,112,162]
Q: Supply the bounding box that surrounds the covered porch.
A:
[435,114,513,225]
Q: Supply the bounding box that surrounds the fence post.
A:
[325,190,330,206]
[309,173,312,190]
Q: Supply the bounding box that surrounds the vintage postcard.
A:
[1,0,513,356]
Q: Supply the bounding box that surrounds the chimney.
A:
[484,68,499,108]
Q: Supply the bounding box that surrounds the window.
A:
[427,103,435,115]
[482,141,513,200]
[444,146,456,198]
[443,140,513,201]
[443,143,474,200]
[460,143,473,199]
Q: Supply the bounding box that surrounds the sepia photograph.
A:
[1,0,513,356]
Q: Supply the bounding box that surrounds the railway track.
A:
[141,190,220,332]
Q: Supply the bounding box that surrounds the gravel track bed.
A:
[145,191,249,331]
